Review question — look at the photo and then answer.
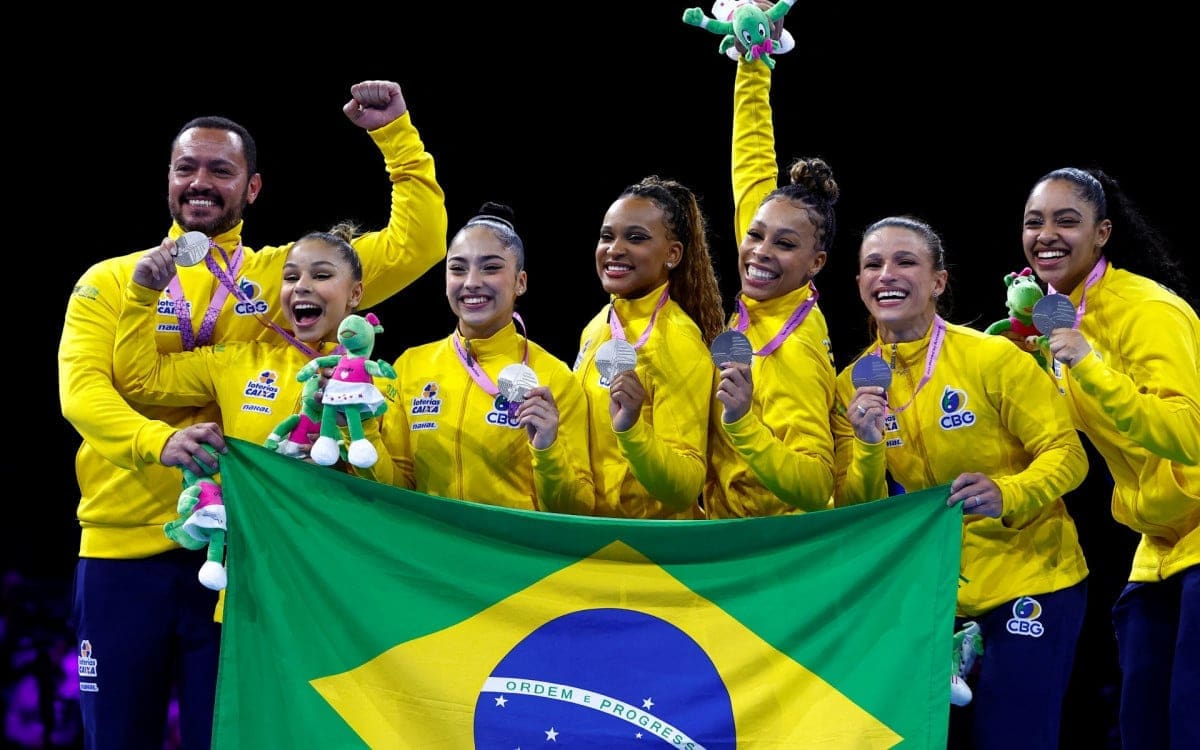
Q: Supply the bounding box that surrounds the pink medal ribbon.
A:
[875,315,947,415]
[734,283,819,358]
[167,243,244,351]
[609,285,670,350]
[452,313,530,418]
[1048,257,1106,329]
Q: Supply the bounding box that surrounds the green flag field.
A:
[212,438,961,749]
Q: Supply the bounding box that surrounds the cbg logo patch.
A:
[938,386,976,430]
[1005,596,1044,638]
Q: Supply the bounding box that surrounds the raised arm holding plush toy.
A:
[682,0,797,69]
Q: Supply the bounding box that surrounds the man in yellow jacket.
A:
[57,79,447,750]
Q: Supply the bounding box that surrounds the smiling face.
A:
[739,197,826,301]
[167,127,261,236]
[596,195,682,299]
[857,226,947,342]
[446,225,527,339]
[280,240,363,344]
[1022,178,1110,294]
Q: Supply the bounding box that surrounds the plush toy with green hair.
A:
[163,444,228,591]
[985,267,1050,368]
[298,313,396,468]
[683,0,797,69]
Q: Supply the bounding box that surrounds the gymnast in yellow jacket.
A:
[113,224,387,465]
[1021,166,1200,749]
[574,177,725,519]
[834,215,1089,749]
[704,56,837,518]
[376,203,594,515]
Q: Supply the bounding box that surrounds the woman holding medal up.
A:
[574,176,724,519]
[833,215,1090,748]
[703,45,838,518]
[113,223,391,475]
[377,203,594,515]
[1020,167,1199,750]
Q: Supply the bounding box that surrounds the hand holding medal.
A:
[173,231,212,267]
[849,353,892,443]
[497,363,539,414]
[710,330,754,368]
[711,330,755,423]
[1033,294,1092,367]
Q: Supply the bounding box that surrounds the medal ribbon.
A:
[874,315,946,414]
[609,285,669,350]
[167,237,327,359]
[1048,257,1106,329]
[452,314,530,411]
[167,244,243,351]
[734,283,819,358]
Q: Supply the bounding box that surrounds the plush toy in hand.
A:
[683,0,798,69]
[163,444,228,591]
[297,313,396,469]
[709,0,795,60]
[984,267,1049,368]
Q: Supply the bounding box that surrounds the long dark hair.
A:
[1034,167,1194,307]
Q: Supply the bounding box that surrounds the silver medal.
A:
[173,231,211,267]
[1032,293,1077,334]
[594,339,638,383]
[497,363,539,404]
[710,330,754,367]
[851,353,893,390]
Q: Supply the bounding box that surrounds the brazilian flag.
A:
[213,438,961,748]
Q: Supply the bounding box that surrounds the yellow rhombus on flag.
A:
[212,439,961,749]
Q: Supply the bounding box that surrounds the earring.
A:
[666,262,675,269]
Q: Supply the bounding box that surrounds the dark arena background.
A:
[10,5,1193,747]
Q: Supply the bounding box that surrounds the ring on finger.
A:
[856,405,867,415]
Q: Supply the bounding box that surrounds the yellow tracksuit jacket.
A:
[58,113,446,558]
[834,321,1090,616]
[380,322,594,515]
[705,58,836,518]
[1051,263,1200,581]
[574,282,710,519]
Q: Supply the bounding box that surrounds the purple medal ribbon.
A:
[167,237,327,359]
[167,244,244,351]
[874,315,946,415]
[734,283,819,358]
[1048,257,1106,329]
[452,313,530,418]
[609,285,669,350]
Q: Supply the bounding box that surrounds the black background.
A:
[17,6,1194,746]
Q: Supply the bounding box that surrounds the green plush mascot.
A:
[984,267,1049,368]
[297,313,396,469]
[163,444,228,591]
[683,0,798,69]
